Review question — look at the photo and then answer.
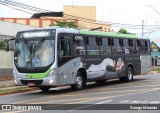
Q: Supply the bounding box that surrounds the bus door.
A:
[57,33,75,85]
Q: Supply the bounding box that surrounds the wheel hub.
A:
[76,76,82,87]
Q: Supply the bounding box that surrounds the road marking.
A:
[95,100,113,104]
[11,76,160,104]
[68,100,112,111]
[3,88,160,113]
[12,83,160,104]
[73,88,160,104]
[30,88,157,104]
[119,100,160,104]
[67,88,160,112]
[97,83,160,91]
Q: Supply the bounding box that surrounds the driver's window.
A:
[59,40,71,57]
[62,40,70,56]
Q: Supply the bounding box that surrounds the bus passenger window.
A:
[108,38,113,46]
[133,40,139,54]
[86,36,100,55]
[112,39,122,54]
[73,35,86,55]
[119,39,123,46]
[100,37,112,55]
[137,40,140,47]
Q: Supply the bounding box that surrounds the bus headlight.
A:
[49,80,54,84]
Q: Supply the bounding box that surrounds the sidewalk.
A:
[0,79,38,96]
[0,80,15,87]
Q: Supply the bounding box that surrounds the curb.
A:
[0,87,38,96]
[0,78,13,81]
[0,83,15,88]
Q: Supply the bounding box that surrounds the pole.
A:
[142,20,144,36]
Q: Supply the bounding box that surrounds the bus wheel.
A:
[126,67,133,81]
[71,72,86,90]
[120,67,133,82]
[39,86,51,92]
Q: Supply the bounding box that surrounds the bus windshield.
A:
[14,38,55,68]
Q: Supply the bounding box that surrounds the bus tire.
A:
[120,67,133,82]
[39,86,50,92]
[71,72,86,90]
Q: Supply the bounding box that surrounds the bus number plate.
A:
[28,82,35,86]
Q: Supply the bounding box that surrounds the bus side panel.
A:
[82,56,104,80]
[140,55,152,74]
[125,54,141,75]
[82,55,125,81]
[82,54,143,81]
[58,57,81,85]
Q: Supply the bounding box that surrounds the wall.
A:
[0,20,37,37]
[0,50,13,77]
[0,18,78,28]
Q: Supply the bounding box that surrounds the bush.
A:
[0,39,7,49]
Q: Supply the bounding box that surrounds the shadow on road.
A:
[23,78,146,96]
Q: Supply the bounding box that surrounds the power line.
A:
[0,0,160,31]
[2,0,50,12]
[0,0,143,28]
[0,1,33,14]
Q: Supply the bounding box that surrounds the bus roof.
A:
[79,30,139,39]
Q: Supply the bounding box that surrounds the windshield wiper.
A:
[34,38,45,52]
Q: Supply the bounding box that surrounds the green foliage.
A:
[152,68,160,73]
[50,21,77,28]
[118,28,128,34]
[0,40,5,48]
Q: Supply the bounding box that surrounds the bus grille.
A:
[20,80,43,85]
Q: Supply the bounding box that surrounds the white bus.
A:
[11,27,151,91]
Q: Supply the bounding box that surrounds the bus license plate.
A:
[28,82,35,86]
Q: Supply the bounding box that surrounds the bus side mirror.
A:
[6,38,16,52]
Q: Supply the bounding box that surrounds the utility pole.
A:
[142,20,144,36]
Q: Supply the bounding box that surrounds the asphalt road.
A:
[0,73,160,113]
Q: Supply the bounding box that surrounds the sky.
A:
[1,0,160,46]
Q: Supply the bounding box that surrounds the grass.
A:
[0,86,38,95]
[152,68,160,73]
[0,86,28,92]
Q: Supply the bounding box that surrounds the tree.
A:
[118,28,128,34]
[50,21,77,28]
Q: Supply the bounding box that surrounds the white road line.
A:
[68,100,113,112]
[95,100,113,104]
[68,104,95,112]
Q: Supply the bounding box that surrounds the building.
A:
[64,5,111,31]
[0,5,111,31]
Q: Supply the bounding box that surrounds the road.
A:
[0,73,160,113]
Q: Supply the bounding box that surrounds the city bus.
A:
[12,27,151,91]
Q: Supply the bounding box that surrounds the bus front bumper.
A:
[14,76,58,87]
